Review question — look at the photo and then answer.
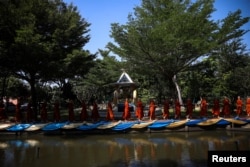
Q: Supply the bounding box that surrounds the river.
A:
[0,130,249,167]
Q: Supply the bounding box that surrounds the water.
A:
[0,130,249,167]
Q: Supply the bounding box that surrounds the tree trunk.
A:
[172,75,183,105]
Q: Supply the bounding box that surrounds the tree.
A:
[0,0,93,119]
[73,49,124,103]
[108,0,249,103]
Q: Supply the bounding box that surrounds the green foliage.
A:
[0,0,94,118]
[108,0,250,101]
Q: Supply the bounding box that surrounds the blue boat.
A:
[185,119,204,127]
[216,119,231,126]
[112,121,137,131]
[148,120,173,129]
[77,121,106,131]
[7,123,32,132]
[42,122,68,131]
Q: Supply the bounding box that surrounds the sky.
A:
[63,0,250,56]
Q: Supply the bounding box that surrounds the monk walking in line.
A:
[123,98,131,121]
[54,101,60,122]
[212,99,220,118]
[246,97,250,117]
[26,102,33,122]
[15,99,22,122]
[41,101,48,122]
[80,100,88,121]
[106,101,114,121]
[174,99,181,119]
[91,100,100,122]
[200,97,207,117]
[68,100,75,122]
[0,100,5,121]
[136,99,144,121]
[221,97,230,117]
[236,96,243,117]
[186,98,194,119]
[162,99,170,119]
[148,99,156,120]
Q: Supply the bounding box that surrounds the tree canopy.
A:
[108,0,250,102]
[0,0,95,118]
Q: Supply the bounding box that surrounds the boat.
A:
[197,118,221,126]
[185,119,204,127]
[61,122,84,130]
[111,121,138,131]
[223,118,248,125]
[166,120,188,129]
[0,123,15,130]
[7,123,31,132]
[42,122,68,131]
[148,120,173,129]
[216,119,231,126]
[97,120,122,129]
[76,121,106,131]
[25,123,49,131]
[131,120,156,129]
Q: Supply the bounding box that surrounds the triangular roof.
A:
[107,71,138,88]
[116,72,134,83]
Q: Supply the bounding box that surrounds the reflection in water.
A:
[0,131,250,167]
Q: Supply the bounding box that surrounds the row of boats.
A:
[0,117,250,133]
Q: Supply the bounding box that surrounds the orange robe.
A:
[80,101,88,121]
[175,100,181,119]
[54,102,60,122]
[106,102,114,121]
[40,102,48,122]
[246,98,250,116]
[26,103,33,122]
[91,102,100,121]
[186,99,193,118]
[200,99,207,117]
[236,98,243,116]
[15,102,22,122]
[136,100,144,120]
[222,98,230,116]
[0,101,5,120]
[212,99,220,117]
[68,101,75,122]
[148,101,156,120]
[123,100,131,120]
[162,100,169,119]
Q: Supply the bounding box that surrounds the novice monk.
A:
[15,99,22,122]
[80,100,88,121]
[186,98,193,119]
[54,101,60,122]
[236,96,243,117]
[162,99,170,119]
[91,101,100,122]
[212,99,220,118]
[245,97,250,117]
[123,98,131,121]
[222,97,230,117]
[41,102,48,122]
[136,99,144,120]
[175,99,181,119]
[200,97,207,117]
[68,100,75,122]
[0,100,4,121]
[106,101,114,121]
[148,99,156,120]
